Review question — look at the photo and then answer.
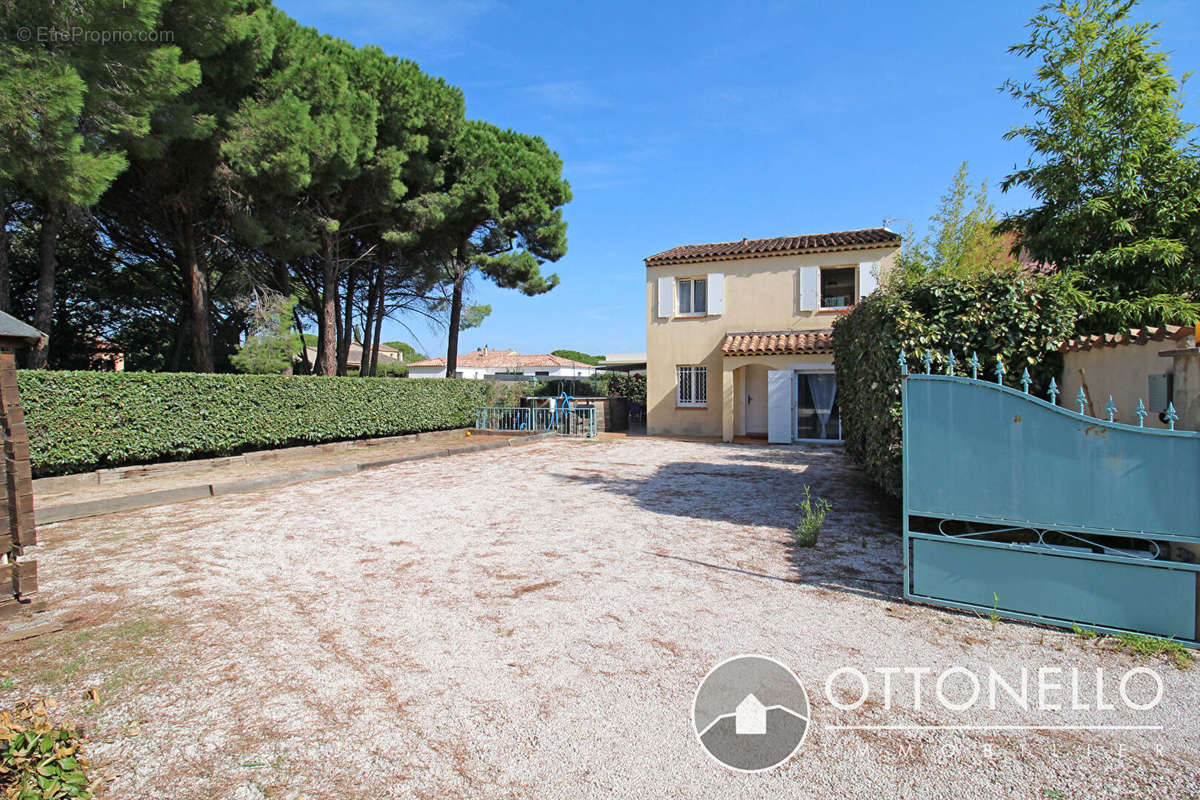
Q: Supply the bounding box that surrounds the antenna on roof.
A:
[882,217,911,230]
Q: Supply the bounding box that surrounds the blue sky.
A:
[275,0,1200,360]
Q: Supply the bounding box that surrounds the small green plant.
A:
[1113,633,1193,670]
[793,486,831,547]
[1043,790,1065,799]
[0,699,94,799]
[989,593,1000,630]
[1071,623,1098,641]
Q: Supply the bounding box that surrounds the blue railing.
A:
[475,405,597,438]
[901,349,1200,645]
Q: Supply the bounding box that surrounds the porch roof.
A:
[722,330,834,357]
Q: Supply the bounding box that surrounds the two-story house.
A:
[644,227,901,442]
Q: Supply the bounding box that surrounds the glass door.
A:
[796,372,840,440]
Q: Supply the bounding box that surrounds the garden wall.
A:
[18,371,493,476]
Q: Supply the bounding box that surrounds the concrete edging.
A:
[36,431,557,525]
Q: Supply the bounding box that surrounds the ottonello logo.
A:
[692,654,810,772]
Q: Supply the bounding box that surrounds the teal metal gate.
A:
[902,351,1200,645]
[475,403,597,438]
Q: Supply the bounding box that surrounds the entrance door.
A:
[744,366,768,435]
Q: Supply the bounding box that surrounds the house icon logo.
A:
[692,655,810,772]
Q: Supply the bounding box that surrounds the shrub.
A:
[18,372,493,477]
[607,372,646,404]
[832,272,1078,498]
[793,485,830,547]
[0,700,92,799]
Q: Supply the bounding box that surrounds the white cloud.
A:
[522,80,610,109]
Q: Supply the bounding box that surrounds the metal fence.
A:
[476,405,597,438]
[901,350,1200,645]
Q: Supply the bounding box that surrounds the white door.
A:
[767,369,793,444]
[744,367,768,434]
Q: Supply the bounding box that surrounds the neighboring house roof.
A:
[645,227,901,266]
[722,330,834,357]
[1059,324,1195,353]
[407,350,596,370]
[0,311,44,346]
[302,342,404,363]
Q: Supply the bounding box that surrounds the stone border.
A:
[36,431,556,525]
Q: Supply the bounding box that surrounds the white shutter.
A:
[858,261,879,300]
[657,276,673,319]
[707,272,724,315]
[767,369,792,444]
[798,266,820,311]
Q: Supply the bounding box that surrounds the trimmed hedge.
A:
[832,273,1078,498]
[17,371,493,477]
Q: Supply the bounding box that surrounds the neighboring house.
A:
[406,347,597,380]
[1059,324,1198,432]
[302,341,405,367]
[597,352,647,375]
[644,227,902,442]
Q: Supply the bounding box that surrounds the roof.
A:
[1059,324,1196,353]
[645,228,901,267]
[407,350,597,370]
[722,330,834,357]
[0,311,44,346]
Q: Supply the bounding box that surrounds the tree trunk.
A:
[178,215,214,372]
[293,303,312,375]
[369,279,385,376]
[358,268,378,376]
[445,258,467,378]
[338,265,357,375]
[312,238,338,376]
[0,197,10,315]
[28,203,58,368]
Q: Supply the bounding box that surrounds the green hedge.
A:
[17,371,494,477]
[832,272,1078,498]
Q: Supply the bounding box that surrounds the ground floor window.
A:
[677,365,707,407]
[796,372,840,440]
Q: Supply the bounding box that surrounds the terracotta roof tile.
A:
[722,330,834,357]
[646,228,900,266]
[1059,324,1195,353]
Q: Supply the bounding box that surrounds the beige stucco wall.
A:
[1060,335,1200,431]
[644,246,898,439]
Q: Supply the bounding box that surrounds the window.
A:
[677,278,707,315]
[677,365,708,407]
[820,267,856,309]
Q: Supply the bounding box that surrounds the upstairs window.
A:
[820,267,856,309]
[677,278,707,315]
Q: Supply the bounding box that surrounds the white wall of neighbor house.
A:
[645,246,897,438]
[1060,338,1199,431]
[407,365,596,380]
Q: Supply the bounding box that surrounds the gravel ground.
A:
[4,437,1198,799]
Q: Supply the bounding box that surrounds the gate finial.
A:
[994,355,1006,385]
[898,349,908,376]
[969,352,980,380]
[1076,387,1088,414]
[922,351,932,374]
[1048,377,1059,405]
[946,350,956,375]
[1165,402,1178,430]
[1105,395,1117,422]
[1020,367,1032,393]
[1136,398,1147,427]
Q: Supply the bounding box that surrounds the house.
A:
[597,352,647,375]
[734,693,767,735]
[406,347,597,380]
[644,227,901,442]
[302,341,405,367]
[1059,324,1198,431]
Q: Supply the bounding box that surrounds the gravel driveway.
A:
[6,437,1198,799]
